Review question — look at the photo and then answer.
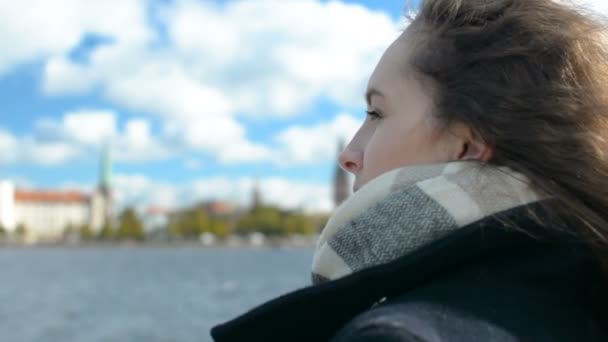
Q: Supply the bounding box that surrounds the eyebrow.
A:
[365,87,384,106]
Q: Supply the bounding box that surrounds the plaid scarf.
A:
[312,161,543,284]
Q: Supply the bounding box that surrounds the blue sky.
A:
[0,0,413,212]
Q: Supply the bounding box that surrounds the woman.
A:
[211,0,608,340]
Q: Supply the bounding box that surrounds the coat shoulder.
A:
[331,301,517,342]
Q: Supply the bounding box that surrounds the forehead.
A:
[365,30,435,122]
[367,32,413,96]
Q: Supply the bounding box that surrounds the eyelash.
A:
[366,110,383,120]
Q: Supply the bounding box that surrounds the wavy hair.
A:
[407,0,608,267]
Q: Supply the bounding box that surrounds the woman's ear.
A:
[459,139,493,161]
[450,123,493,162]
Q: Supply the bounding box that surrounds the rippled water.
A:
[0,247,313,342]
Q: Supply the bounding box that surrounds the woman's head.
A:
[340,23,492,192]
[341,0,608,249]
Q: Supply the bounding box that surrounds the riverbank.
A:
[0,233,319,249]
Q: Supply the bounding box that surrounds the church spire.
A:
[334,139,350,208]
[251,176,262,210]
[97,142,114,228]
[99,142,112,193]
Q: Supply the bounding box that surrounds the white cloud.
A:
[62,110,117,145]
[43,58,95,94]
[0,129,18,164]
[114,119,172,162]
[46,110,170,163]
[35,0,399,165]
[113,174,179,211]
[102,67,271,163]
[111,173,333,213]
[188,177,250,206]
[1,110,170,166]
[0,127,79,166]
[161,0,399,117]
[124,120,152,148]
[162,114,273,164]
[5,109,362,167]
[259,178,333,213]
[104,66,234,121]
[274,112,362,165]
[189,176,332,213]
[21,139,80,165]
[219,142,274,164]
[0,0,151,75]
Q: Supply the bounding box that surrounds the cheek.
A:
[364,120,441,175]
[362,126,410,176]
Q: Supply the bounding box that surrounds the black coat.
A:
[211,204,608,341]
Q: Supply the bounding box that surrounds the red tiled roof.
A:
[15,190,90,203]
[206,201,235,215]
[146,206,167,215]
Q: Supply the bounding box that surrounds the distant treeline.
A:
[168,205,327,240]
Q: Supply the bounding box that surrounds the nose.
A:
[339,143,362,174]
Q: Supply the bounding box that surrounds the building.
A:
[251,177,262,210]
[0,146,113,241]
[0,181,15,231]
[200,200,240,217]
[10,189,91,239]
[334,139,351,207]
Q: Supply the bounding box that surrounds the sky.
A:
[0,0,414,213]
[0,0,605,213]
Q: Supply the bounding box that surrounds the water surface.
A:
[0,247,313,342]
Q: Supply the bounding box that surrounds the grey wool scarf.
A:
[312,161,544,284]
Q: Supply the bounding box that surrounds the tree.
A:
[209,218,230,239]
[168,208,220,239]
[168,209,196,239]
[236,206,283,236]
[283,214,315,235]
[98,224,115,241]
[234,206,322,236]
[15,224,26,238]
[193,208,211,235]
[79,225,95,241]
[168,219,182,239]
[117,208,144,241]
[0,225,5,236]
[63,223,77,239]
[173,210,192,237]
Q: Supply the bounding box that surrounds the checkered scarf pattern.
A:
[312,161,543,284]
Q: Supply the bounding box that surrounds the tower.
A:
[334,139,350,208]
[251,176,262,210]
[97,143,113,226]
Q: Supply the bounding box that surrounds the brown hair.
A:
[407,0,608,263]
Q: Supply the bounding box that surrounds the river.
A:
[0,247,313,342]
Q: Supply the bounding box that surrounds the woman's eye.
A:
[366,110,382,120]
